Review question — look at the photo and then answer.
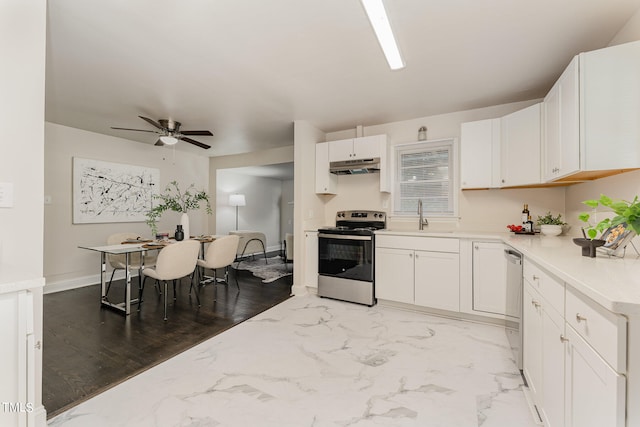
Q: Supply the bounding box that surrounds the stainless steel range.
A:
[317,210,386,306]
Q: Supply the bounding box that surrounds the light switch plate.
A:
[0,182,14,208]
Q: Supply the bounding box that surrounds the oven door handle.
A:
[318,233,372,241]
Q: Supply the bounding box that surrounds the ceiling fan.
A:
[111,116,213,149]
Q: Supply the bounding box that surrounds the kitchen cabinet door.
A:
[315,142,337,194]
[353,135,382,159]
[375,247,414,304]
[501,103,542,187]
[303,231,318,288]
[565,326,626,427]
[540,305,565,427]
[543,56,580,181]
[0,290,36,427]
[328,138,355,162]
[460,118,501,189]
[414,250,460,312]
[523,283,543,405]
[472,242,509,316]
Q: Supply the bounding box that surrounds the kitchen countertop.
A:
[376,230,640,316]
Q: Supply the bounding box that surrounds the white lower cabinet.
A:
[414,250,459,312]
[375,248,414,304]
[565,326,626,427]
[522,282,543,405]
[522,259,627,427]
[375,235,459,311]
[472,241,510,316]
[303,231,318,288]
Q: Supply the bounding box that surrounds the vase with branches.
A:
[146,181,212,237]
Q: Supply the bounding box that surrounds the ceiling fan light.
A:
[159,135,178,145]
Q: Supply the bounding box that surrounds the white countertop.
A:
[376,229,640,316]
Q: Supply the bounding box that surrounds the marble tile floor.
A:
[48,294,538,427]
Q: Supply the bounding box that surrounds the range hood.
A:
[330,158,380,175]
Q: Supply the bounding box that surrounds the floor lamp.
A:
[229,194,246,230]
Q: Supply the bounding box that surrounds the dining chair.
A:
[195,235,240,296]
[141,240,201,320]
[106,232,157,297]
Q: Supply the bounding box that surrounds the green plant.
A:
[536,211,567,226]
[579,194,640,239]
[146,181,212,235]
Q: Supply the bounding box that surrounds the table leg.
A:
[100,252,107,304]
[125,252,131,315]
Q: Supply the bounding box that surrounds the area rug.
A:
[235,256,292,283]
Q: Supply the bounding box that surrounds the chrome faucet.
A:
[418,199,429,230]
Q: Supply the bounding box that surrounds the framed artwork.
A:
[73,157,160,224]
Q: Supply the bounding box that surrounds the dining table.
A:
[79,236,218,315]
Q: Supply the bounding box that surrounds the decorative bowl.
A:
[540,224,562,236]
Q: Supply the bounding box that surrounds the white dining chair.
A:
[106,232,157,297]
[141,240,201,320]
[195,235,240,296]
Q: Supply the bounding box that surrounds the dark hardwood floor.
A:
[43,260,292,419]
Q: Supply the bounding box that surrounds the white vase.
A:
[180,212,190,240]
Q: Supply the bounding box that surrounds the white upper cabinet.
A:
[545,40,640,182]
[460,118,501,189]
[328,135,382,162]
[544,56,580,181]
[501,103,542,187]
[315,142,337,194]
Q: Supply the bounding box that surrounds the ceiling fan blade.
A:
[181,136,211,149]
[139,116,164,130]
[154,139,165,146]
[181,130,213,136]
[111,127,158,133]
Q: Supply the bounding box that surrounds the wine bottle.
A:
[526,215,534,233]
[521,204,529,225]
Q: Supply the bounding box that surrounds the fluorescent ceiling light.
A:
[159,135,178,145]
[361,0,405,70]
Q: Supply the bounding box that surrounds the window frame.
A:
[391,138,459,219]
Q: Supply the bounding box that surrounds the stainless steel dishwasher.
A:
[504,248,523,370]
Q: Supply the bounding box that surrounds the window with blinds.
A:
[393,139,458,217]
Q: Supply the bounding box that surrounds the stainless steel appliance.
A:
[317,210,386,306]
[504,248,523,370]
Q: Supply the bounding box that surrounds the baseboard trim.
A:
[44,270,136,294]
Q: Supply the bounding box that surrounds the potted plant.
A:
[536,211,567,236]
[146,181,212,238]
[576,194,640,257]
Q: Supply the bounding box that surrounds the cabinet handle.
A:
[560,335,569,343]
[531,300,541,308]
[409,253,413,258]
[532,275,539,281]
[501,179,505,183]
[35,340,42,350]
[474,245,479,250]
[576,313,587,322]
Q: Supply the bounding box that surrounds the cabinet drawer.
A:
[523,260,564,314]
[375,235,459,253]
[566,287,626,372]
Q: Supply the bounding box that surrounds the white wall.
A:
[216,170,284,251]
[0,1,47,424]
[209,146,294,234]
[44,123,210,290]
[280,179,294,240]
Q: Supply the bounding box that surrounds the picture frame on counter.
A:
[597,222,638,257]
